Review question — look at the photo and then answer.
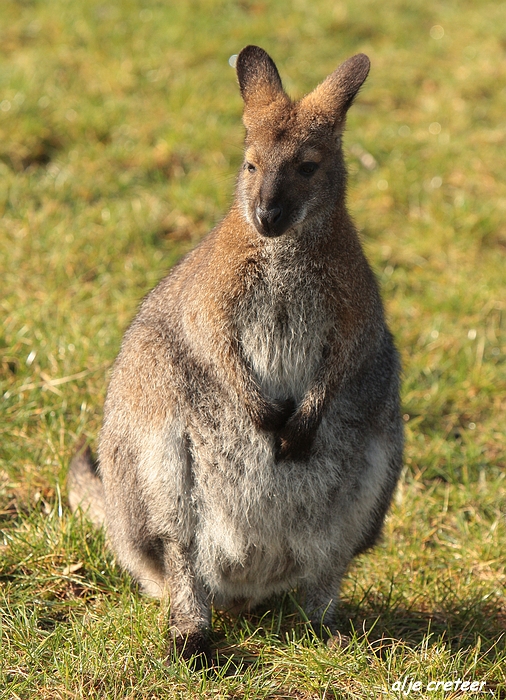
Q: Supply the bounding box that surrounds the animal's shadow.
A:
[207,588,505,676]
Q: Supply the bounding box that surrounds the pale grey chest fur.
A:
[239,258,328,401]
[186,261,352,601]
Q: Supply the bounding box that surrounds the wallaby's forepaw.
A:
[167,630,212,669]
[275,417,316,462]
[252,396,296,432]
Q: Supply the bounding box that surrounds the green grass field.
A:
[1,0,505,697]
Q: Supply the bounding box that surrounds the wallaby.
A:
[68,45,403,665]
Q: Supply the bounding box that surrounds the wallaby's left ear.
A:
[301,53,370,129]
[236,45,287,108]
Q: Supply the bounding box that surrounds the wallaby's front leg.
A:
[275,338,339,462]
[224,338,296,431]
[276,321,381,462]
[163,541,212,667]
[275,381,326,461]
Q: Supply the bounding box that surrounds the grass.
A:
[1,0,505,697]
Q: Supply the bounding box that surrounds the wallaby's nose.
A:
[255,204,283,235]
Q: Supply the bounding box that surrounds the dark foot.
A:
[167,630,212,669]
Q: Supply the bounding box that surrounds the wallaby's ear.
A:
[236,45,286,108]
[301,54,370,130]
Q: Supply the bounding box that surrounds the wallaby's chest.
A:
[238,261,328,400]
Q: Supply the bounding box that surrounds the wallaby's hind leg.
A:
[99,428,212,665]
[163,541,212,666]
[106,522,212,664]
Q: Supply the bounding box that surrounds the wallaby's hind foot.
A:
[168,630,212,669]
[68,441,105,527]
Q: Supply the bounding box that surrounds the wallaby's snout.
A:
[243,151,326,238]
[254,202,283,237]
[247,161,296,237]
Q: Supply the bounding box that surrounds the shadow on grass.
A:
[208,589,506,672]
[337,593,506,653]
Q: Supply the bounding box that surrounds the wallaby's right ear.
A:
[236,46,286,109]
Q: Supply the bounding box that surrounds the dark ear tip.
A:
[238,45,265,59]
[236,45,268,71]
[354,53,370,64]
[236,46,283,100]
[349,53,371,77]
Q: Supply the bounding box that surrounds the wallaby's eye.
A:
[299,162,319,177]
[245,162,257,173]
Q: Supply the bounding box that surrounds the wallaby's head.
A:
[235,46,370,239]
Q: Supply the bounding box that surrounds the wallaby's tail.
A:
[68,440,106,528]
